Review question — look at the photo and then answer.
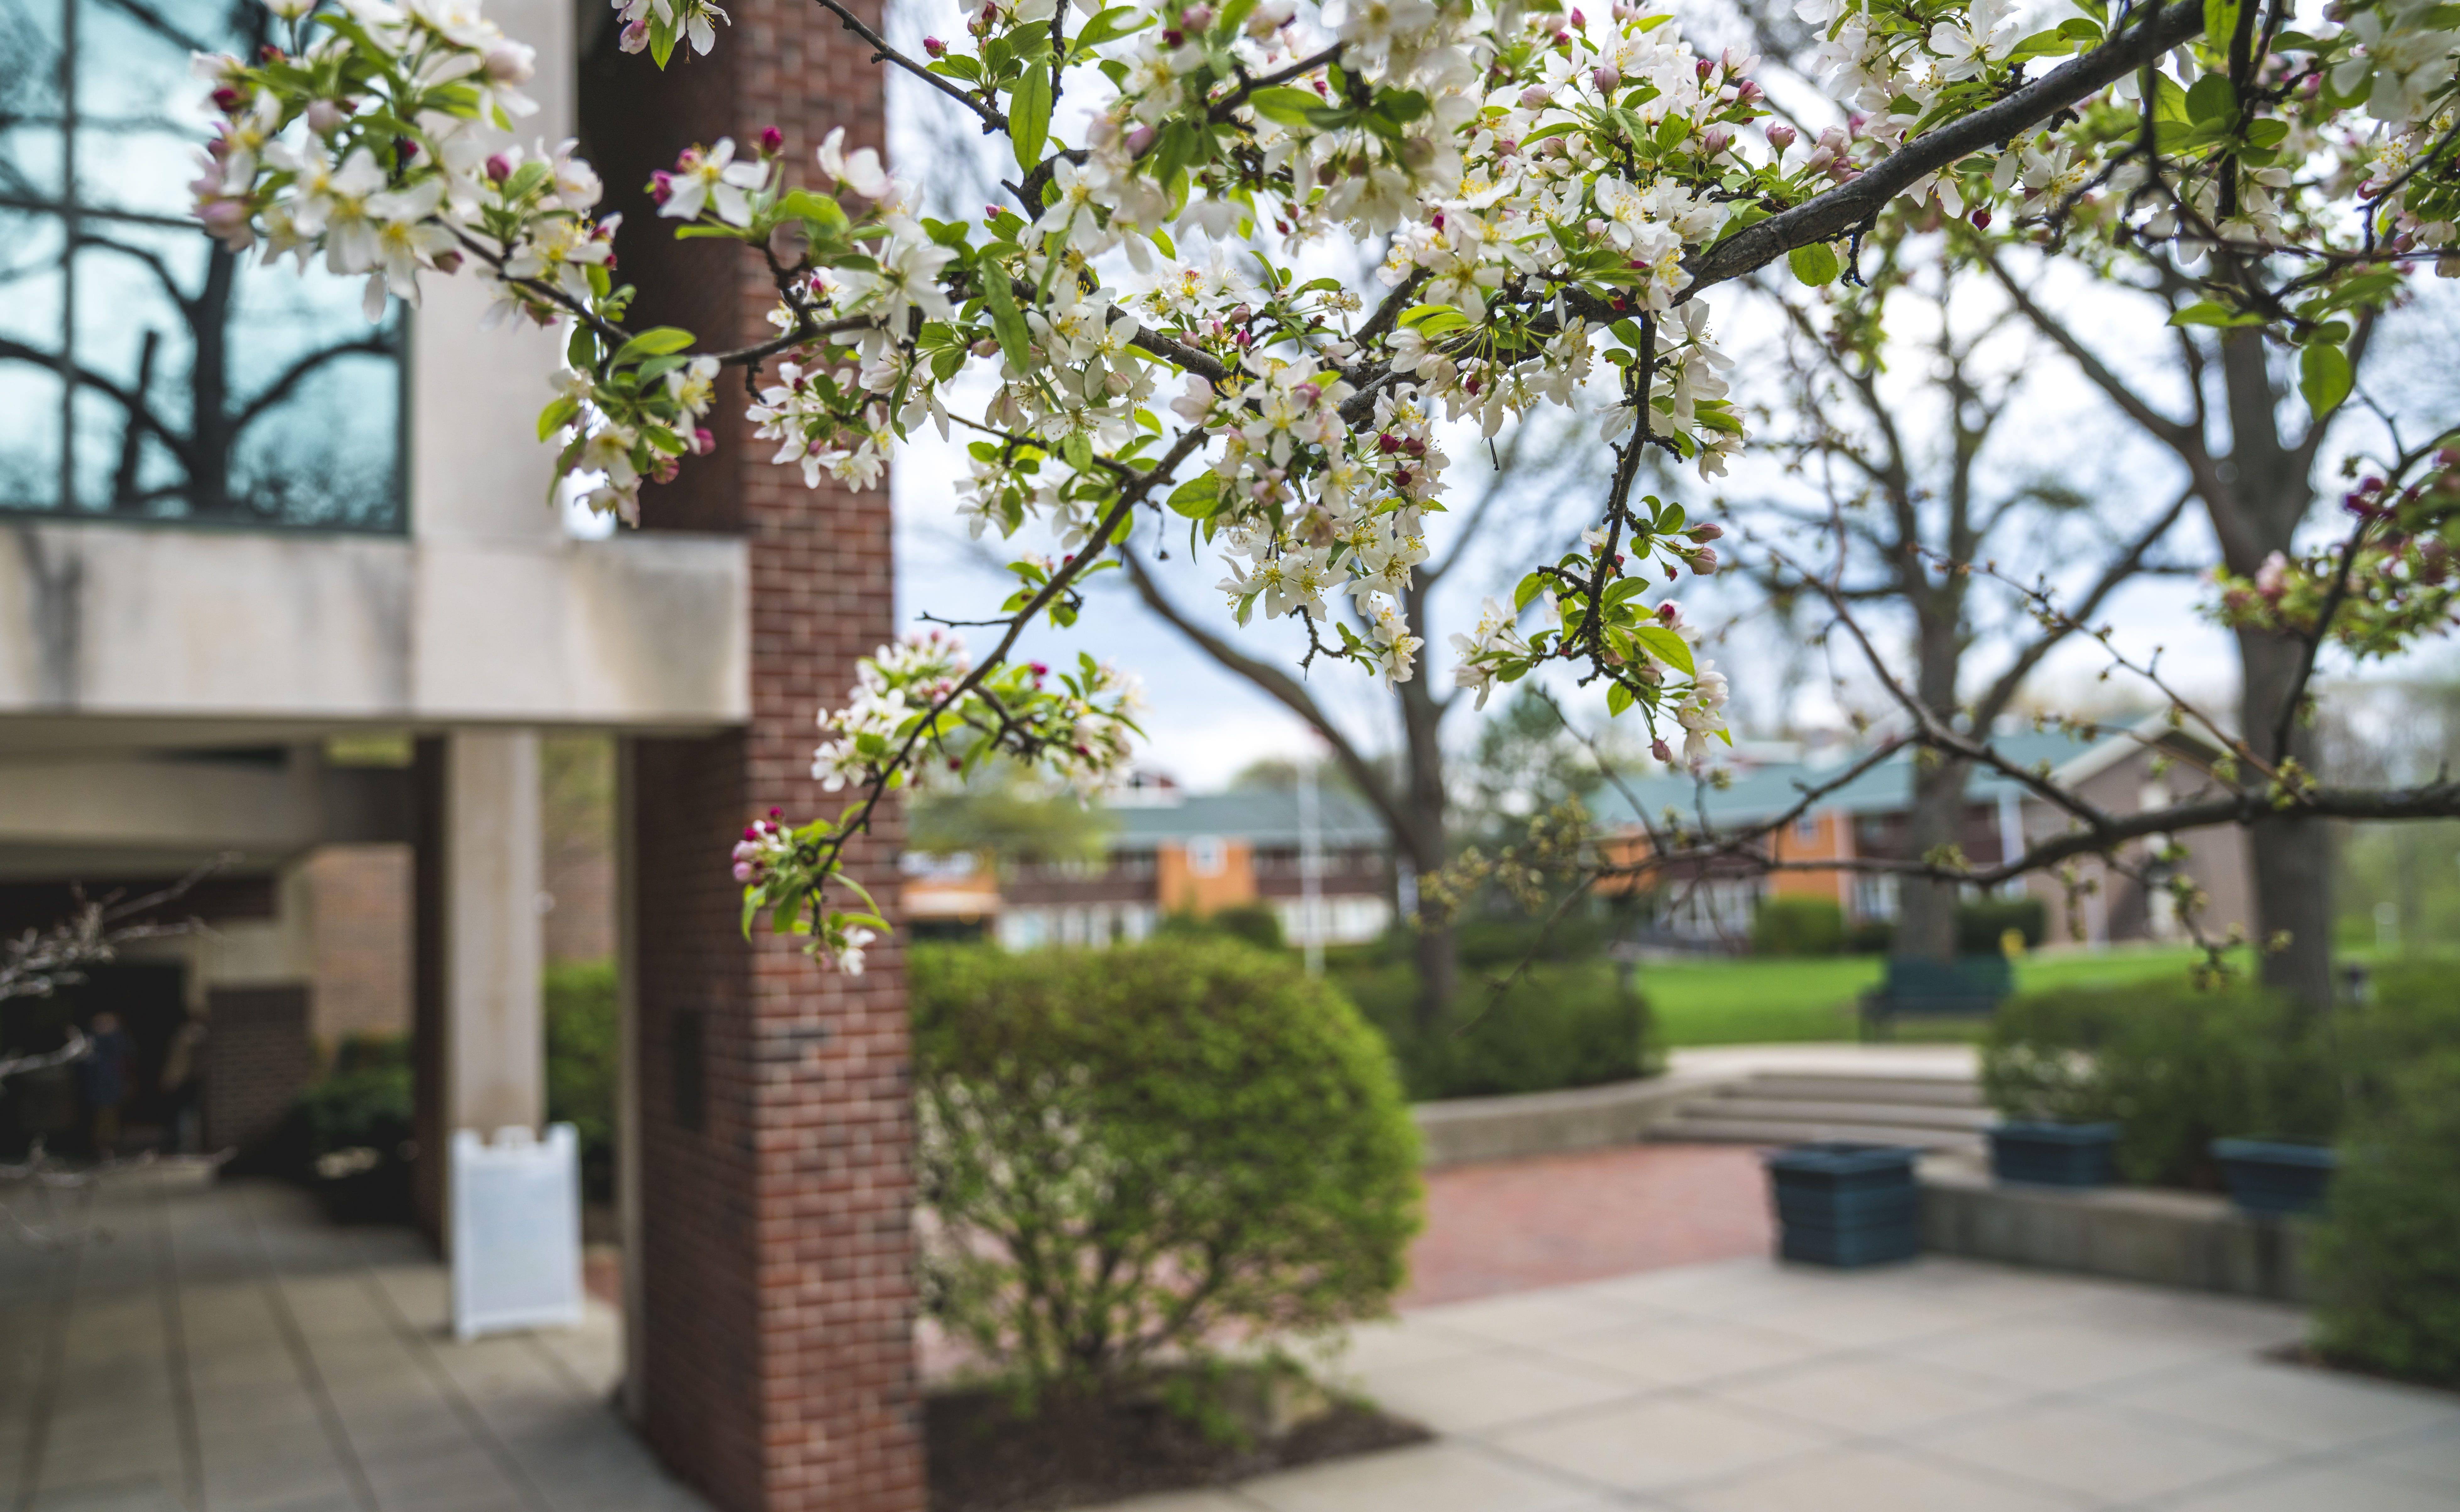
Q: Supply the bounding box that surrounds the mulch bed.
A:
[924,1382,1430,1512]
[2266,1342,2460,1399]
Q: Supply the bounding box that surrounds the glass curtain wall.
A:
[0,0,403,529]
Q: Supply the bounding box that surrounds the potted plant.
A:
[1979,1042,2118,1187]
[2210,1138,2337,1216]
[1763,1143,1922,1268]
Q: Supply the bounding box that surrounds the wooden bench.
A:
[1861,954,2013,1037]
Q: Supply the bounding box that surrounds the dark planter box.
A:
[2212,1138,2337,1216]
[1989,1121,2119,1187]
[1764,1143,1921,1268]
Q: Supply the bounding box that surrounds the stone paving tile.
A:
[2107,1357,2460,1454]
[1912,1398,2283,1503]
[1899,1313,2264,1393]
[1072,1491,1261,1512]
[1236,1442,1597,1512]
[1699,1353,2033,1438]
[1343,1350,1648,1434]
[1531,1316,1839,1389]
[1486,1394,1840,1494]
[1667,1443,2091,1512]
[1405,1288,1664,1347]
[1320,1315,1489,1376]
[2363,1419,2460,1488]
[2149,1458,2460,1511]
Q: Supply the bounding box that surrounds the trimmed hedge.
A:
[1752,897,1844,957]
[909,939,1421,1400]
[1334,958,1659,1100]
[1982,981,2337,1189]
[545,959,619,1204]
[2313,1050,2460,1387]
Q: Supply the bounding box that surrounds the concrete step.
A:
[1695,1097,1993,1132]
[1656,1113,1986,1151]
[1740,1075,1984,1108]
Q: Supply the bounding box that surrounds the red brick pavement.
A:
[1399,1143,1774,1309]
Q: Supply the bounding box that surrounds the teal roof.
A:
[1588,728,2106,830]
[1098,789,1388,849]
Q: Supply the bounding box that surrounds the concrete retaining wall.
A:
[1922,1162,2314,1303]
[1412,1072,1721,1167]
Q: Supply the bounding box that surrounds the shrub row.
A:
[1751,895,2046,957]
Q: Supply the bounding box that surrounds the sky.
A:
[760,0,2460,793]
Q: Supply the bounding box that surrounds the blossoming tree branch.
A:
[195,0,2460,969]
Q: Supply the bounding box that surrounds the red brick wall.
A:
[303,844,414,1047]
[204,985,313,1154]
[590,5,923,1508]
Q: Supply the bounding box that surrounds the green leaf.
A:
[978,270,1034,369]
[1072,5,1151,50]
[536,395,580,441]
[1167,472,1221,518]
[776,189,850,234]
[1514,571,1546,612]
[1247,85,1324,126]
[2203,0,2240,55]
[612,326,696,365]
[1634,625,1695,676]
[1606,681,1634,716]
[1788,242,1841,287]
[2185,72,2238,129]
[2168,299,2265,328]
[2299,341,2353,419]
[1011,63,1053,170]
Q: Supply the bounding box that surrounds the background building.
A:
[1595,721,2253,949]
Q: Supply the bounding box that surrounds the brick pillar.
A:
[584,4,923,1509]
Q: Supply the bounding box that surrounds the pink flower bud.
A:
[1699,124,1732,156]
[1592,63,1620,93]
[649,170,674,204]
[923,34,947,55]
[306,98,347,134]
[432,250,463,274]
[619,18,649,51]
[759,125,784,154]
[1689,523,1722,542]
[486,152,516,183]
[1495,137,1519,158]
[1652,737,1674,763]
[211,86,243,112]
[1969,208,1992,229]
[1696,58,1713,80]
[1765,123,1796,150]
[1180,3,1214,27]
[1521,84,1553,109]
[693,427,716,455]
[1693,547,1718,574]
[733,861,756,882]
[483,41,534,84]
[1127,123,1157,155]
[1735,79,1763,104]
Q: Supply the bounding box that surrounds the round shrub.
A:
[1983,983,2337,1188]
[910,939,1421,1400]
[1752,897,1843,957]
[2312,1051,2460,1387]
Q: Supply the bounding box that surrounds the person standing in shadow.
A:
[159,1009,208,1154]
[81,1011,132,1160]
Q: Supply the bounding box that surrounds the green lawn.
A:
[1634,944,2213,1047]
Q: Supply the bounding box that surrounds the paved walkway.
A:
[11,1165,2459,1512]
[1162,1259,2460,1512]
[0,1168,701,1512]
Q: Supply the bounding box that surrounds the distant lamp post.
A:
[1298,757,1325,979]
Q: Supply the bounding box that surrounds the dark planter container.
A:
[2212,1138,2337,1216]
[1988,1121,2119,1187]
[1764,1143,1922,1268]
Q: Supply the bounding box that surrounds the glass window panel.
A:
[0,0,66,205]
[0,0,403,532]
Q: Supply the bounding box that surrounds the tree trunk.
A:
[2237,626,2335,1010]
[1895,755,1972,963]
[1893,600,1968,964]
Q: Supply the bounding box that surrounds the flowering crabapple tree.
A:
[192,0,2460,970]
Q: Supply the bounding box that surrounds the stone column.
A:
[411,730,547,1244]
[584,1,925,1506]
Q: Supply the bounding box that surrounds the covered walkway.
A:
[0,1169,704,1512]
